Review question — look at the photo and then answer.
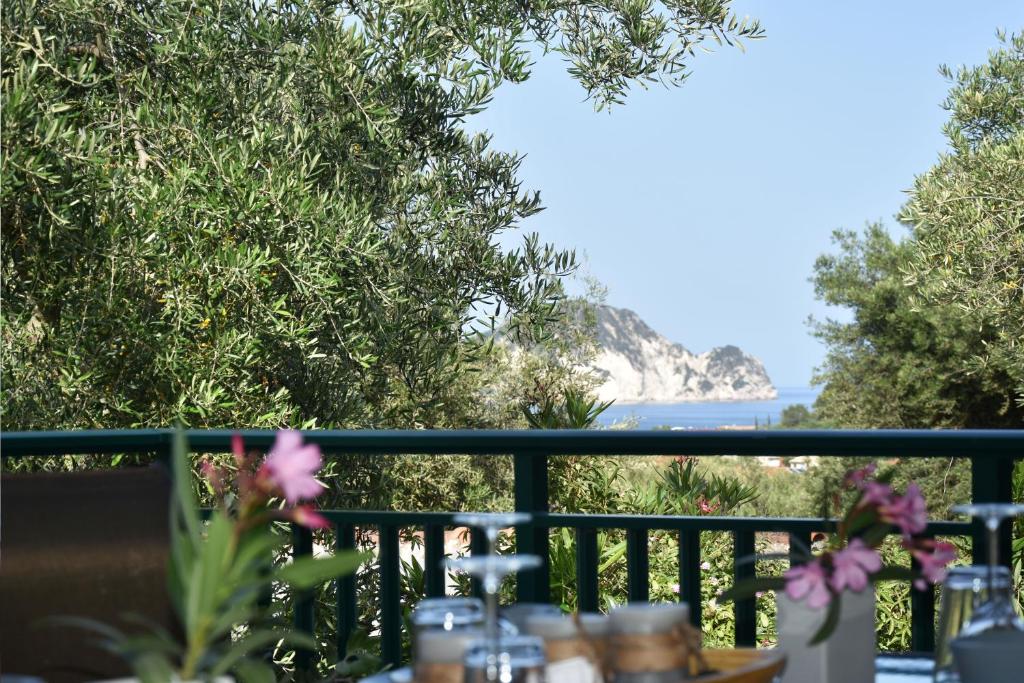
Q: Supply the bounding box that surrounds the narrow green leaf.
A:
[719,576,786,603]
[273,550,367,590]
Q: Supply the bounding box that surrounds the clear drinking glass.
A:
[949,504,1024,636]
[462,634,548,683]
[934,565,1011,682]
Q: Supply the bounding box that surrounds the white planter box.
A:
[777,587,875,683]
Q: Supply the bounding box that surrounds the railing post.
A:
[514,451,550,604]
[733,530,756,647]
[970,456,1015,566]
[292,524,315,673]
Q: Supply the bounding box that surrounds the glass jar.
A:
[608,603,692,683]
[411,597,485,660]
[413,628,483,683]
[526,613,609,683]
[463,634,547,683]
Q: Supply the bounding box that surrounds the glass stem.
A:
[986,517,999,600]
[486,574,499,682]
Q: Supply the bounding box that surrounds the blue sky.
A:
[470,1,1023,387]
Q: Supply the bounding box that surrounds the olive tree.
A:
[2,0,763,429]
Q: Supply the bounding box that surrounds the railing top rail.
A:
[2,428,1022,458]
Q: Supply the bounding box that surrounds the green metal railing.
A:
[2,428,1021,672]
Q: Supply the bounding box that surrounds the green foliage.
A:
[524,388,614,430]
[811,32,1024,427]
[1,0,761,432]
[901,33,1024,410]
[806,456,971,521]
[779,404,818,428]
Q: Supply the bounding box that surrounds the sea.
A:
[594,386,821,430]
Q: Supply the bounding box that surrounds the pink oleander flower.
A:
[861,480,894,506]
[232,432,247,467]
[288,504,331,530]
[701,561,711,571]
[830,539,883,592]
[261,430,325,504]
[200,457,226,495]
[911,541,956,590]
[844,463,877,489]
[697,495,720,515]
[784,559,832,609]
[881,483,927,539]
[671,583,680,595]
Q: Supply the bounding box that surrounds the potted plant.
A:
[723,463,956,683]
[69,428,364,681]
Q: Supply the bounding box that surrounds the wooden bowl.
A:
[688,648,786,683]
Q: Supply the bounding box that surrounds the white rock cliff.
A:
[591,305,777,404]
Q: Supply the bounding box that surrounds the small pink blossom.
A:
[911,541,956,590]
[671,583,680,595]
[288,505,331,530]
[881,483,927,539]
[861,481,894,506]
[784,559,832,609]
[700,561,711,571]
[261,430,325,504]
[200,457,226,495]
[830,539,882,592]
[231,432,247,468]
[844,463,877,489]
[697,496,720,515]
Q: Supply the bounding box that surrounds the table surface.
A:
[365,656,936,682]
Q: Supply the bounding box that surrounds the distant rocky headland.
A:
[591,305,777,404]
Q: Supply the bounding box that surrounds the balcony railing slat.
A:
[336,523,357,659]
[626,528,650,602]
[679,529,702,628]
[292,523,315,671]
[470,528,487,599]
[379,524,402,667]
[910,533,937,653]
[789,531,813,567]
[424,523,446,598]
[733,529,757,647]
[575,526,600,613]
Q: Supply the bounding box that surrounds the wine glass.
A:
[448,556,542,669]
[934,565,1012,682]
[950,503,1024,636]
[454,512,532,555]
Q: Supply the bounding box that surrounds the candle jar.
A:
[526,612,610,683]
[413,628,483,683]
[463,634,547,683]
[411,597,485,660]
[501,602,564,633]
[608,603,692,683]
